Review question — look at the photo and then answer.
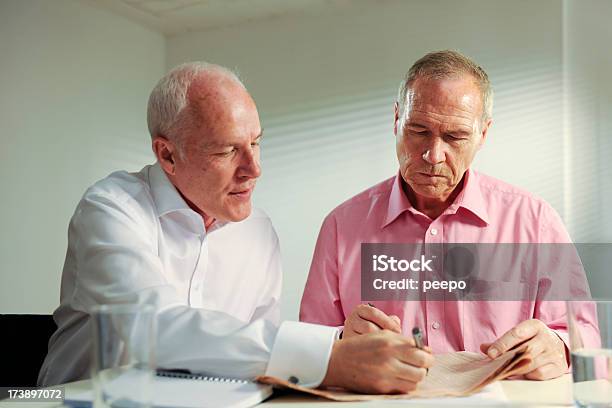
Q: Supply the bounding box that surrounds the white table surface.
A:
[0,374,575,407]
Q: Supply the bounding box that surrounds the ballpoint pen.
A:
[412,327,425,350]
[412,327,428,374]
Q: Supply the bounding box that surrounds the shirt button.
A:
[288,376,299,384]
[432,321,441,330]
[430,228,438,236]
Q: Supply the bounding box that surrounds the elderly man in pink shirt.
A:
[300,50,595,381]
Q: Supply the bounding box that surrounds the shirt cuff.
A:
[265,321,339,388]
[550,328,571,372]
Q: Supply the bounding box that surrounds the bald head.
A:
[147,62,248,151]
[181,70,257,148]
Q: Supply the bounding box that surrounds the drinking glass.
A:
[90,304,156,408]
[567,300,612,408]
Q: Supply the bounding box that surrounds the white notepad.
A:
[66,370,273,408]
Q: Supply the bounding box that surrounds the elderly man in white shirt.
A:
[38,62,433,394]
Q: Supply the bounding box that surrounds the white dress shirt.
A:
[38,163,337,387]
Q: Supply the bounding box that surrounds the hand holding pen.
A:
[344,303,432,361]
[341,303,402,339]
[326,304,434,393]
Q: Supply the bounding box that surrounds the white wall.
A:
[0,0,166,313]
[564,0,612,243]
[167,0,568,320]
[563,0,612,297]
[2,0,609,317]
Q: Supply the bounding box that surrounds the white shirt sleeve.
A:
[58,190,337,386]
[266,321,338,387]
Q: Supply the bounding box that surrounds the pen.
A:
[412,327,425,350]
[412,327,428,374]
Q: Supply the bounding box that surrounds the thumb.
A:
[389,315,402,333]
[480,342,493,355]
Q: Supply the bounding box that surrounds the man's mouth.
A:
[418,172,444,178]
[229,186,254,198]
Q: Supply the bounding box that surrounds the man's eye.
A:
[251,141,260,147]
[216,148,236,157]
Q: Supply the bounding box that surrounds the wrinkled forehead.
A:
[404,77,484,121]
[185,74,257,128]
[177,74,260,150]
[187,74,245,114]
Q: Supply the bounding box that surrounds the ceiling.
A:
[83,0,356,36]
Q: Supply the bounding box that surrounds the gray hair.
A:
[397,50,493,123]
[146,62,244,151]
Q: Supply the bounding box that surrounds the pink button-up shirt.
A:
[300,169,596,353]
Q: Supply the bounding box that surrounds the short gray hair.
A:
[397,50,493,122]
[146,62,244,148]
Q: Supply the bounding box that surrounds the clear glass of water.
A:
[567,300,612,408]
[90,304,156,408]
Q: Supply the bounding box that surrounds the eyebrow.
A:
[446,130,472,136]
[405,123,472,136]
[405,122,428,129]
[202,129,264,150]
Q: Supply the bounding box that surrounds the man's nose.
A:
[239,148,261,179]
[422,138,446,165]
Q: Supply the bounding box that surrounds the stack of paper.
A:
[257,346,531,401]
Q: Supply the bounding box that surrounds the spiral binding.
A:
[156,370,249,384]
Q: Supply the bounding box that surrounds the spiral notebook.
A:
[65,369,273,408]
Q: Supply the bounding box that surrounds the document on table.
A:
[66,370,272,408]
[257,346,531,402]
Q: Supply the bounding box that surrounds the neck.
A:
[175,188,216,231]
[203,214,216,230]
[402,176,465,220]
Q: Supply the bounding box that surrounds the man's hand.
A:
[480,319,568,380]
[321,330,434,394]
[343,304,402,338]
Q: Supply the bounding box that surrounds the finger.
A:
[357,305,402,332]
[488,335,544,364]
[390,315,402,331]
[378,376,419,395]
[397,346,435,369]
[391,358,429,384]
[524,362,563,381]
[480,342,493,354]
[530,339,567,369]
[387,378,419,394]
[488,319,541,359]
[359,306,401,333]
[351,318,384,335]
[515,346,562,377]
[521,336,547,360]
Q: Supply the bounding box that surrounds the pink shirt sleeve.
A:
[535,203,599,367]
[300,214,346,327]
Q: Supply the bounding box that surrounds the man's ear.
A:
[478,118,493,150]
[393,101,400,136]
[152,136,178,175]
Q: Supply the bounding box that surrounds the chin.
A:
[225,205,252,222]
[413,185,447,199]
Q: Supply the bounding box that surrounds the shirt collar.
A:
[451,168,490,225]
[383,172,415,228]
[382,168,489,228]
[148,162,192,216]
[148,162,230,232]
